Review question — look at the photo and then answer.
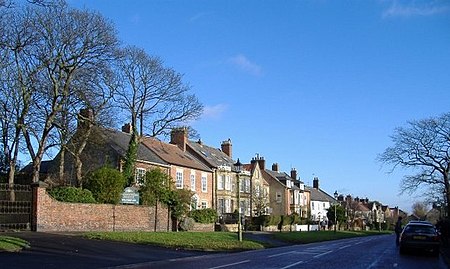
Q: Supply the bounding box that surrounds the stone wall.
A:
[34,187,171,232]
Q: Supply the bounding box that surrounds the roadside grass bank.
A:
[84,230,391,251]
[84,231,265,251]
[273,230,392,244]
[0,236,30,252]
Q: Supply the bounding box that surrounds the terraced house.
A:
[170,128,252,217]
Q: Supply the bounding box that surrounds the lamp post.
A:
[234,158,242,242]
[334,191,338,233]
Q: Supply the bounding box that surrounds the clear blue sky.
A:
[69,0,450,213]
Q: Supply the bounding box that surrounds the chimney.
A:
[78,108,94,129]
[290,168,297,180]
[251,154,265,170]
[272,163,279,172]
[121,123,132,134]
[221,138,232,158]
[313,177,319,189]
[170,127,188,151]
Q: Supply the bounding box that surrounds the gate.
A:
[0,184,32,231]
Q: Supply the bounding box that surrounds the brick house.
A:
[141,132,213,209]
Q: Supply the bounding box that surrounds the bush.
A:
[190,208,218,223]
[179,217,195,231]
[84,167,126,204]
[48,187,96,203]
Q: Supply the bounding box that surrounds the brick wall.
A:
[34,187,171,232]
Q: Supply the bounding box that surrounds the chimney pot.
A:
[221,138,232,158]
[290,168,297,180]
[272,163,279,172]
[313,177,319,189]
[170,127,188,151]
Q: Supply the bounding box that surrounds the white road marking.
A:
[268,251,296,258]
[207,260,250,269]
[313,250,333,258]
[338,244,351,250]
[393,263,398,267]
[280,260,304,269]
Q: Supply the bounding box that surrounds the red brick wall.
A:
[34,187,171,232]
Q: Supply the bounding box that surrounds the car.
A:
[399,221,440,256]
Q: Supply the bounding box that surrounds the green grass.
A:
[0,236,30,252]
[84,230,391,252]
[84,231,265,251]
[273,230,392,244]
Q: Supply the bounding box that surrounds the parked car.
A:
[399,221,440,256]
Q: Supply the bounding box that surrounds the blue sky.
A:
[69,0,450,213]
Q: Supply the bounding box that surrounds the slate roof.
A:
[264,170,300,190]
[95,127,167,165]
[187,140,237,170]
[306,186,336,203]
[142,137,212,172]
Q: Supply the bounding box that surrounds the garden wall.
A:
[34,186,171,232]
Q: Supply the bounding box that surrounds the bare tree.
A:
[6,1,119,183]
[251,185,269,217]
[115,46,203,137]
[378,112,450,216]
[412,201,429,220]
[114,46,203,184]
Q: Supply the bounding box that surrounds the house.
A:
[253,155,306,216]
[141,129,214,209]
[247,155,271,216]
[307,177,336,224]
[175,131,250,217]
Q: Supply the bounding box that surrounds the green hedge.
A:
[84,167,126,204]
[190,208,217,223]
[48,187,96,203]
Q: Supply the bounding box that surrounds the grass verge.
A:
[273,230,392,244]
[84,231,265,251]
[0,236,30,252]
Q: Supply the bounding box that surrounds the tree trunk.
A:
[154,201,158,232]
[59,147,65,183]
[7,165,15,202]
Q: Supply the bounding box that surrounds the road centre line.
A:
[268,251,297,258]
[338,244,351,250]
[313,250,333,258]
[280,260,304,269]
[208,260,250,269]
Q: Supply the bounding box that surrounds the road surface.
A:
[121,234,447,269]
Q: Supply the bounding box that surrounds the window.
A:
[312,202,315,210]
[218,175,224,190]
[245,179,250,193]
[176,169,183,189]
[191,195,198,210]
[225,199,231,213]
[190,174,196,191]
[225,175,231,190]
[201,201,207,209]
[135,168,146,185]
[276,192,282,203]
[218,199,224,214]
[201,174,207,192]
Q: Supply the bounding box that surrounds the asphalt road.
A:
[0,232,204,269]
[1,232,448,269]
[123,234,448,269]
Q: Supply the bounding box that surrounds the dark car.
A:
[399,221,440,256]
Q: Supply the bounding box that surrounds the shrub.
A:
[281,215,293,226]
[48,187,96,203]
[190,208,218,223]
[179,217,195,231]
[84,167,126,204]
